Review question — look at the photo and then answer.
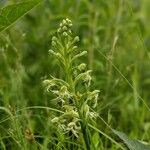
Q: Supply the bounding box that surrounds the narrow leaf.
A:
[113,129,150,150]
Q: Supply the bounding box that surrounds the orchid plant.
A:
[43,18,99,149]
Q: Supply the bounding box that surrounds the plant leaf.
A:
[0,0,42,33]
[112,129,150,150]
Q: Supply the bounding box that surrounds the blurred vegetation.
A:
[0,0,150,149]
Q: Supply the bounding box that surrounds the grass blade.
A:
[113,129,150,150]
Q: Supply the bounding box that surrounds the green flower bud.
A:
[62,19,67,25]
[63,32,68,37]
[78,63,86,71]
[52,36,57,41]
[72,46,77,51]
[68,30,72,34]
[56,52,61,57]
[60,23,63,27]
[74,36,79,42]
[68,23,73,27]
[48,49,54,54]
[78,51,87,56]
[62,26,68,31]
[73,46,77,49]
[84,70,92,86]
[66,18,71,23]
[52,41,56,46]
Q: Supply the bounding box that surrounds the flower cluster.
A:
[57,18,72,36]
[43,18,99,137]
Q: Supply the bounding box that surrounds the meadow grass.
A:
[0,0,150,149]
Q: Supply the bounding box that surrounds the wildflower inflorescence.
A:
[43,18,99,138]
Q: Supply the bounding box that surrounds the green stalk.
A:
[80,114,91,150]
[75,98,91,150]
[64,50,91,150]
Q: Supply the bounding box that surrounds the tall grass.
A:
[0,0,150,149]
